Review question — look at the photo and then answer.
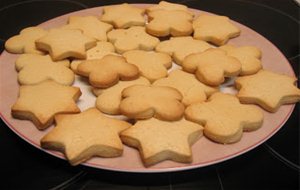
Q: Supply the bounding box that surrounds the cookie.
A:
[101,3,145,29]
[70,41,116,73]
[121,117,203,166]
[193,14,241,46]
[107,26,160,54]
[185,93,263,144]
[11,80,81,130]
[182,48,241,86]
[155,36,211,65]
[120,85,184,121]
[15,54,70,72]
[146,1,193,15]
[235,70,300,112]
[41,108,131,166]
[123,50,172,82]
[62,15,113,41]
[77,55,139,88]
[220,45,262,75]
[94,77,150,115]
[35,28,97,61]
[5,26,47,54]
[153,69,218,106]
[17,59,75,85]
[146,10,193,37]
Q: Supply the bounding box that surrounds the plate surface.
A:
[0,4,296,173]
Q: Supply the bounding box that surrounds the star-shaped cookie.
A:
[121,117,203,166]
[123,50,172,82]
[182,48,241,86]
[155,36,211,65]
[146,10,193,37]
[15,54,70,72]
[77,55,139,88]
[11,80,81,130]
[153,70,218,106]
[220,45,262,75]
[5,26,47,54]
[35,28,97,61]
[185,93,263,144]
[63,16,113,41]
[101,3,145,28]
[193,15,241,46]
[146,1,193,15]
[120,85,185,121]
[107,26,160,53]
[235,70,300,112]
[41,108,131,166]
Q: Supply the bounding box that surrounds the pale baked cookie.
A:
[11,80,81,130]
[185,93,263,144]
[101,3,145,28]
[220,45,262,75]
[41,108,131,166]
[36,28,97,61]
[146,10,193,37]
[120,85,184,121]
[62,16,113,41]
[121,117,203,167]
[235,70,300,112]
[182,48,241,86]
[146,1,193,15]
[107,26,160,54]
[94,77,150,115]
[155,36,211,65]
[18,60,75,85]
[153,70,218,106]
[77,55,139,88]
[123,50,172,82]
[5,26,47,54]
[70,41,116,73]
[15,54,70,72]
[193,15,241,46]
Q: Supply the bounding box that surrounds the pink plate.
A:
[0,4,296,173]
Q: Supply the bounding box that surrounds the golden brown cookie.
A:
[11,80,81,130]
[119,85,184,121]
[77,55,139,88]
[185,93,263,144]
[121,117,203,166]
[182,48,241,86]
[235,70,300,112]
[41,108,131,166]
[146,1,193,15]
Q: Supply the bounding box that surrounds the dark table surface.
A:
[0,0,299,189]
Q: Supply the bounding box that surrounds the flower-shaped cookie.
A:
[101,3,145,28]
[120,85,185,121]
[77,55,139,88]
[36,28,97,61]
[146,10,193,37]
[107,26,160,53]
[123,50,172,82]
[5,26,47,54]
[220,45,262,75]
[235,70,300,112]
[155,36,211,65]
[63,16,113,41]
[193,15,241,46]
[41,108,131,166]
[121,117,203,166]
[153,70,218,106]
[11,80,81,130]
[182,48,241,86]
[185,93,263,144]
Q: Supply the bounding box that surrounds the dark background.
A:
[0,0,299,189]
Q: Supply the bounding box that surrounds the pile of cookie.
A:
[6,1,300,167]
